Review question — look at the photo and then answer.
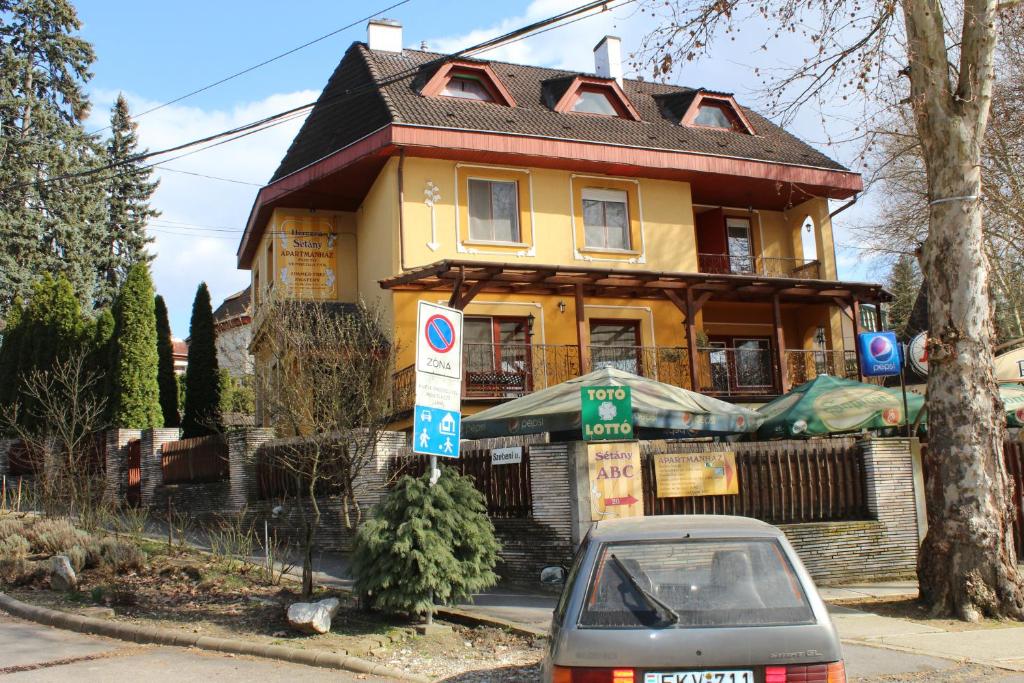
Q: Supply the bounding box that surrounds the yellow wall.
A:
[250,157,846,360]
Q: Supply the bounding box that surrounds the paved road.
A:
[0,615,383,682]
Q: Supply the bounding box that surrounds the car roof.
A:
[590,515,783,542]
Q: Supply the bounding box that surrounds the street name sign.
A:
[491,446,523,466]
[580,385,633,441]
[414,301,464,457]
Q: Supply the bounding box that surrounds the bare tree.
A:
[2,355,109,529]
[252,296,397,598]
[636,0,1024,619]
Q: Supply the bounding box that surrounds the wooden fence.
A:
[5,433,105,477]
[125,438,141,507]
[255,442,345,501]
[161,435,229,485]
[388,447,533,519]
[640,438,868,524]
[1007,441,1024,562]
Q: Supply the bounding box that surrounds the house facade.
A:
[238,20,889,427]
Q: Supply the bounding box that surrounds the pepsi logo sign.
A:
[869,336,895,362]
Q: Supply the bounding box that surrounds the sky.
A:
[73,0,884,337]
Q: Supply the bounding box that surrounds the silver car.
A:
[540,515,844,683]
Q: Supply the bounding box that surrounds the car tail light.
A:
[765,661,846,683]
[551,666,636,683]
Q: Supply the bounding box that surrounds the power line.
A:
[4,0,622,195]
[158,167,264,186]
[87,0,413,135]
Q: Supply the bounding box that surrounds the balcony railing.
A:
[393,346,864,414]
[697,253,821,280]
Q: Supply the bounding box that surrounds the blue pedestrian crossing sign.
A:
[413,404,461,458]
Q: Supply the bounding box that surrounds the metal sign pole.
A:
[900,357,911,438]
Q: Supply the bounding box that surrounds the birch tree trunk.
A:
[904,0,1024,620]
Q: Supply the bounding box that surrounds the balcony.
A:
[393,345,861,414]
[697,253,821,279]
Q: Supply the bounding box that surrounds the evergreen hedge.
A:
[109,263,161,429]
[154,295,180,427]
[181,282,221,437]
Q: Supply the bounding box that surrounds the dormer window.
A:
[442,73,493,101]
[678,91,756,134]
[573,88,618,116]
[550,75,640,121]
[421,61,516,107]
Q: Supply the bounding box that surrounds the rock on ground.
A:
[50,555,77,592]
[287,597,341,635]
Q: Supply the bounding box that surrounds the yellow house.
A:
[238,20,889,427]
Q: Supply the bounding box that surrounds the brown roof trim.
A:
[680,91,757,135]
[378,259,891,304]
[551,75,641,121]
[238,123,862,268]
[419,60,517,107]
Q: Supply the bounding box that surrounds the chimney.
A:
[593,35,622,86]
[367,19,402,53]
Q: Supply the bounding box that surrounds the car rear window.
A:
[579,539,814,629]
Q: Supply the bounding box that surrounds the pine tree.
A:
[109,263,161,429]
[182,282,221,437]
[88,307,115,417]
[352,471,500,618]
[0,0,106,315]
[96,95,158,307]
[155,295,180,427]
[0,296,26,414]
[886,255,922,338]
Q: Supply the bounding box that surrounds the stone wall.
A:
[0,438,14,477]
[104,429,141,504]
[151,481,232,523]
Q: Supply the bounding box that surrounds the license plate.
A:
[644,672,754,683]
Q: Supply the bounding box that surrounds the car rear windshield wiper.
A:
[609,553,679,626]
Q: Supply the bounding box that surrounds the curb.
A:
[0,592,429,682]
[824,592,919,606]
[434,606,548,639]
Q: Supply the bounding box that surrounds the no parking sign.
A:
[414,301,463,457]
[415,301,463,381]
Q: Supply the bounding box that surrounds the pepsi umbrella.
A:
[756,374,925,439]
[461,366,763,440]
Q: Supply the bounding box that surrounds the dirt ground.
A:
[838,596,1023,632]
[6,539,543,682]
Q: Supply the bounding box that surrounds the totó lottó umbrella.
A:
[756,374,925,439]
[462,366,763,440]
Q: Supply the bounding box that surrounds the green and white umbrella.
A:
[756,374,926,439]
[462,366,762,440]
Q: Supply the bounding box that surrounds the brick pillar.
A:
[529,443,574,544]
[140,427,180,507]
[104,429,141,504]
[228,427,275,510]
[856,436,920,575]
[352,430,406,514]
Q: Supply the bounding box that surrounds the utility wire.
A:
[4,0,624,195]
[87,0,413,135]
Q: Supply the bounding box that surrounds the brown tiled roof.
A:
[213,286,251,324]
[271,43,849,182]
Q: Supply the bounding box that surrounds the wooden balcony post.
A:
[852,298,864,382]
[685,288,700,392]
[772,294,790,393]
[574,284,590,375]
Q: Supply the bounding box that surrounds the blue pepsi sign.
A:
[857,331,903,377]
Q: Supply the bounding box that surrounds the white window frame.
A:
[581,187,631,252]
[466,177,522,245]
[725,217,754,274]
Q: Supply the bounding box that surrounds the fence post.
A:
[140,427,181,507]
[228,427,275,511]
[103,429,141,505]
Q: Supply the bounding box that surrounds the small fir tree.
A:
[352,471,500,618]
[109,263,161,429]
[87,307,115,415]
[97,95,158,307]
[155,295,180,427]
[182,282,221,437]
[886,255,922,338]
[0,297,26,416]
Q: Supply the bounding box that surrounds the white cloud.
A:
[86,89,317,337]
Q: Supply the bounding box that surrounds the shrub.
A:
[352,471,500,617]
[25,518,92,555]
[0,517,28,542]
[0,558,44,587]
[0,534,30,560]
[99,537,145,572]
[66,545,87,573]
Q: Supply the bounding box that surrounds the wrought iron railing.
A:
[694,346,778,397]
[697,253,821,279]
